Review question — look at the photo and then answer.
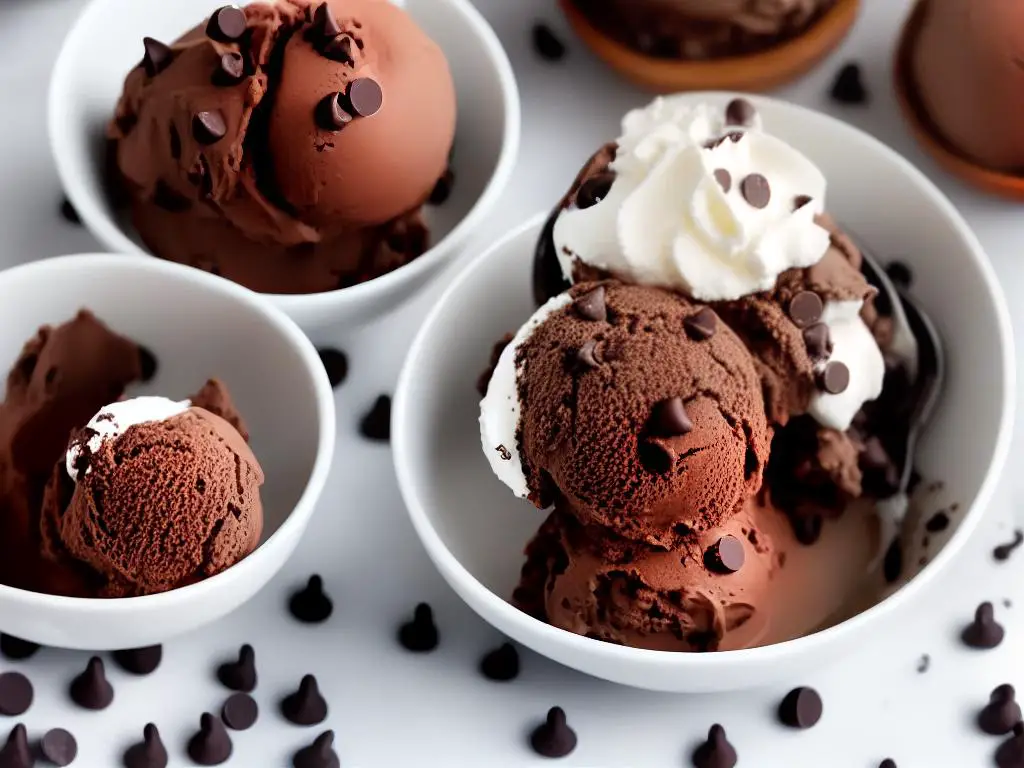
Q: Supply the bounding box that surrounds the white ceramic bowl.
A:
[0,255,335,650]
[48,0,520,332]
[393,94,1015,692]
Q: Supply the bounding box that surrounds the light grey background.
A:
[2,0,1023,765]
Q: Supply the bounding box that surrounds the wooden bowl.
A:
[894,0,1024,200]
[559,0,861,93]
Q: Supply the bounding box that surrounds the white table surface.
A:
[2,0,1023,765]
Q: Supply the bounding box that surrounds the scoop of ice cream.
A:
[109,0,455,293]
[481,281,770,547]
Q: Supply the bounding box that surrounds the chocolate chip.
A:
[39,728,77,766]
[740,173,771,209]
[724,98,756,126]
[123,724,167,768]
[289,575,333,624]
[685,308,717,340]
[532,23,566,62]
[142,37,173,77]
[153,180,191,213]
[292,731,340,768]
[221,692,258,731]
[0,674,32,716]
[793,194,812,210]
[530,707,576,758]
[113,645,162,676]
[323,35,355,65]
[192,111,227,145]
[818,362,850,395]
[206,5,247,42]
[280,675,328,726]
[649,397,692,437]
[830,62,868,105]
[213,52,245,86]
[979,684,1022,735]
[398,603,439,652]
[480,643,519,682]
[705,536,744,574]
[576,172,615,210]
[574,286,607,322]
[315,93,353,132]
[359,395,391,442]
[925,511,950,533]
[713,168,731,193]
[574,339,600,371]
[307,3,342,43]
[69,657,113,710]
[962,602,1004,649]
[0,635,39,661]
[188,713,232,765]
[995,530,1024,562]
[802,323,832,361]
[879,761,897,768]
[779,687,823,729]
[60,196,80,225]
[997,725,1024,768]
[496,445,512,461]
[428,168,455,205]
[346,78,382,117]
[316,347,347,388]
[885,261,913,289]
[793,513,822,546]
[138,345,158,382]
[0,725,31,768]
[217,644,257,692]
[788,291,823,328]
[883,537,903,583]
[692,724,737,768]
[916,654,930,673]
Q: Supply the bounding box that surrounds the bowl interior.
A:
[395,94,1013,686]
[0,256,324,543]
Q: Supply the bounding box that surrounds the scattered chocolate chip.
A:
[573,286,607,322]
[576,172,615,210]
[359,395,391,442]
[650,397,692,437]
[793,194,812,210]
[188,713,232,765]
[925,512,950,533]
[0,674,32,716]
[217,644,257,692]
[725,98,756,127]
[69,657,113,711]
[831,62,868,104]
[530,707,576,758]
[705,536,745,574]
[206,6,247,43]
[307,3,342,43]
[153,180,191,213]
[997,726,1024,768]
[692,724,737,768]
[995,530,1024,562]
[39,728,77,766]
[192,111,227,145]
[883,537,903,583]
[315,348,347,388]
[885,261,913,289]
[793,513,822,545]
[0,725,31,768]
[428,169,455,205]
[818,361,850,395]
[346,78,382,118]
[113,646,162,676]
[685,308,717,340]
[315,93,353,132]
[222,692,258,731]
[532,22,566,61]
[979,684,1022,735]
[292,731,340,768]
[142,37,174,77]
[779,687,823,729]
[281,675,328,726]
[740,173,771,209]
[323,35,355,65]
[916,654,930,673]
[713,169,731,193]
[138,345,158,383]
[0,636,39,662]
[480,643,519,682]
[788,291,823,328]
[574,339,600,371]
[962,602,1004,649]
[879,761,897,768]
[802,323,832,361]
[59,196,80,225]
[213,52,245,86]
[289,575,333,624]
[398,603,439,652]
[123,724,167,768]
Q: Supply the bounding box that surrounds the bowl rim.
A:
[393,93,1016,672]
[0,253,337,612]
[47,0,522,311]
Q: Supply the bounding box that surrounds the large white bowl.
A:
[392,94,1016,692]
[0,255,335,650]
[48,0,520,331]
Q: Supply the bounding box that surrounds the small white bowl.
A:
[48,0,520,331]
[393,94,1015,692]
[0,254,335,650]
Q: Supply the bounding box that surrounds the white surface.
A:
[0,256,336,650]
[0,0,1022,763]
[49,0,521,331]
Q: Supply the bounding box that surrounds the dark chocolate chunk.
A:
[138,346,158,383]
[574,286,607,322]
[60,196,80,225]
[802,323,832,361]
[292,731,340,768]
[925,512,950,532]
[122,724,167,768]
[979,684,1021,735]
[289,575,333,624]
[574,339,600,371]
[705,536,745,574]
[788,291,823,328]
[398,603,438,652]
[685,308,717,340]
[725,98,756,127]
[530,707,576,758]
[995,530,1024,562]
[317,347,347,388]
[713,169,731,193]
[280,675,328,726]
[883,537,902,583]
[142,37,174,77]
[221,692,258,731]
[69,657,113,710]
[188,713,232,765]
[0,725,31,768]
[778,687,823,729]
[532,23,566,62]
[346,78,382,117]
[818,362,850,395]
[575,172,615,210]
[0,635,39,662]
[206,6,247,43]
[831,62,868,105]
[740,173,771,209]
[217,644,257,692]
[649,397,692,437]
[359,395,391,442]
[213,52,245,86]
[879,761,897,768]
[692,724,737,768]
[0,674,32,716]
[793,194,812,210]
[997,726,1024,768]
[309,3,342,41]
[428,168,455,205]
[962,602,1004,649]
[315,93,353,132]
[113,646,162,676]
[192,111,227,145]
[39,728,77,766]
[480,643,520,682]
[323,35,355,65]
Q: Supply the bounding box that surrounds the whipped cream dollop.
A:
[553,97,831,302]
[480,293,572,499]
[66,396,190,481]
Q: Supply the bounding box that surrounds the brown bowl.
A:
[559,0,861,93]
[894,0,1024,200]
